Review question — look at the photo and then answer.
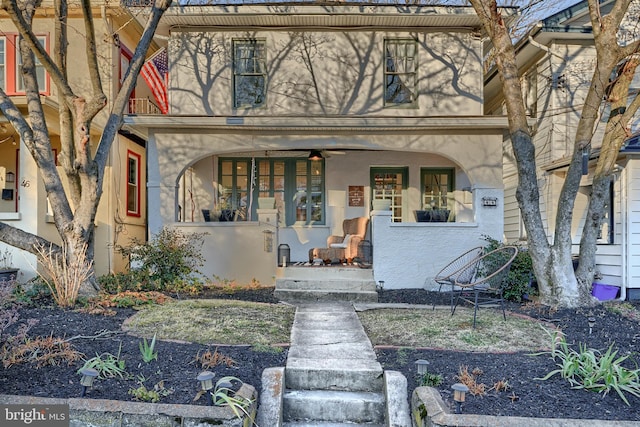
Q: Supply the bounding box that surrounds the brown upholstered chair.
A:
[309,217,369,263]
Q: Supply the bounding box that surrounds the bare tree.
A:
[0,0,172,295]
[470,0,640,307]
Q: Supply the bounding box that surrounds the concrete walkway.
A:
[262,302,410,426]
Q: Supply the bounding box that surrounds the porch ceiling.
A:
[122,115,510,139]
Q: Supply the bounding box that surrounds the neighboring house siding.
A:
[170,30,483,116]
[503,177,520,242]
[627,160,640,288]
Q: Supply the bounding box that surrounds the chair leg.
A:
[472,290,480,329]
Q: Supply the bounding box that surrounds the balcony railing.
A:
[128,98,162,115]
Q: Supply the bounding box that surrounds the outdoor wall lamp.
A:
[79,367,98,397]
[451,383,469,414]
[588,317,596,335]
[197,371,215,405]
[6,171,14,183]
[415,359,429,376]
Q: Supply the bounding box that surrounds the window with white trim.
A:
[16,36,47,93]
[384,39,417,107]
[233,39,266,108]
[127,151,141,217]
[0,38,5,89]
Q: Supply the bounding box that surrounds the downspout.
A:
[620,169,628,300]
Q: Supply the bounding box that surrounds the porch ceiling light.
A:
[308,150,323,161]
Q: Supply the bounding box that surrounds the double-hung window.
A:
[16,36,47,93]
[384,39,417,107]
[127,150,141,217]
[233,39,266,108]
[1,34,49,95]
[219,158,324,226]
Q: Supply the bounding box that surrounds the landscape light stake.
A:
[415,359,429,376]
[377,281,385,293]
[588,317,596,335]
[452,383,469,414]
[79,368,98,397]
[197,371,215,406]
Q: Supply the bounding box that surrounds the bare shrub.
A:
[35,243,93,308]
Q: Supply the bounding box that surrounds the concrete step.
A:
[286,357,383,391]
[277,266,374,280]
[284,423,384,427]
[283,389,385,424]
[275,288,378,303]
[276,278,376,292]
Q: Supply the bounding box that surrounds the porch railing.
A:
[128,98,162,115]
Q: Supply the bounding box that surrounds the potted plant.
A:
[0,248,19,282]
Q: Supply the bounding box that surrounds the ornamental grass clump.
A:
[534,330,640,405]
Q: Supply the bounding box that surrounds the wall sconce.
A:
[451,383,469,414]
[415,359,429,376]
[79,367,99,397]
[6,172,14,183]
[197,371,215,405]
[482,197,497,207]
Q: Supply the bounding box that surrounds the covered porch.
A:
[124,116,507,289]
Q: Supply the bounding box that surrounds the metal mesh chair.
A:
[452,246,518,328]
[431,246,484,312]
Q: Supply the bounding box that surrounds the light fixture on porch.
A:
[6,171,14,183]
[308,150,323,161]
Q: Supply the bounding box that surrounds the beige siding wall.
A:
[170,30,483,116]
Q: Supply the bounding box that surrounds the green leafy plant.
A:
[78,344,127,379]
[210,376,253,419]
[482,236,534,302]
[128,375,173,402]
[114,227,207,293]
[417,370,443,387]
[139,333,158,363]
[534,330,640,405]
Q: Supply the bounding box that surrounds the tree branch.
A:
[0,222,61,255]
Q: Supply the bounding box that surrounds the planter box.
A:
[592,283,619,301]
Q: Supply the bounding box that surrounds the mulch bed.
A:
[1,287,639,422]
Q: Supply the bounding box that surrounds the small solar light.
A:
[415,359,430,375]
[588,317,596,335]
[452,383,469,414]
[79,367,98,397]
[377,281,385,292]
[197,371,215,405]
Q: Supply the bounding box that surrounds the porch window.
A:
[421,168,454,221]
[384,39,417,107]
[233,39,266,108]
[371,167,407,222]
[220,158,324,226]
[126,150,141,217]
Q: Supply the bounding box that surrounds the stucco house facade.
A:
[484,0,640,299]
[0,1,157,280]
[123,3,511,290]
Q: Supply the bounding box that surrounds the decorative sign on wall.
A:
[348,185,364,207]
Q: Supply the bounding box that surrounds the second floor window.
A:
[17,36,47,93]
[0,34,49,95]
[384,39,417,107]
[233,39,266,108]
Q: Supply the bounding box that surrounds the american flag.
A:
[141,47,168,114]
